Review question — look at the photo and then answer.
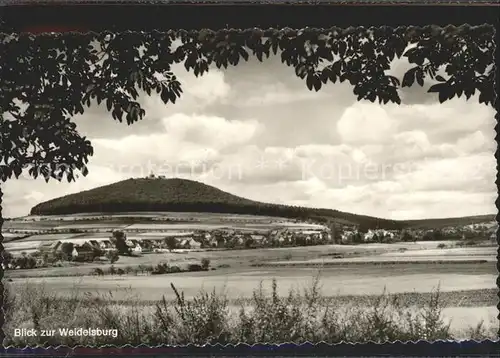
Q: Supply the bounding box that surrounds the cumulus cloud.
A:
[232,82,331,107]
[2,58,496,220]
[3,164,130,217]
[90,114,261,180]
[337,103,399,144]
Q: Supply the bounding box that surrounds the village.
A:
[3,218,497,270]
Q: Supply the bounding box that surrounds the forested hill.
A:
[29,178,495,230]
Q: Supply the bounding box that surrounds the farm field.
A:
[263,245,496,267]
[7,241,496,296]
[4,241,45,251]
[6,233,84,243]
[140,231,194,237]
[4,236,106,250]
[10,264,496,301]
[268,255,496,265]
[7,211,300,223]
[3,221,65,230]
[21,211,294,221]
[3,212,329,235]
[6,241,496,277]
[54,223,131,230]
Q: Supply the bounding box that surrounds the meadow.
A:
[9,263,495,301]
[3,212,498,345]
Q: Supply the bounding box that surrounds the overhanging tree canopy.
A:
[0,25,496,187]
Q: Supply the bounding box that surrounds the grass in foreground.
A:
[3,276,498,347]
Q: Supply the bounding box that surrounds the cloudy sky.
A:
[2,53,497,220]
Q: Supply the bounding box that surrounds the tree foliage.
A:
[201,257,211,270]
[2,250,13,267]
[165,236,177,252]
[0,25,495,195]
[111,230,131,255]
[60,242,74,260]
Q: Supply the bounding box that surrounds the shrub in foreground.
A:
[3,278,496,347]
[201,258,211,270]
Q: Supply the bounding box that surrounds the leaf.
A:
[271,40,279,55]
[313,76,321,92]
[402,67,418,87]
[280,50,291,64]
[393,38,406,58]
[318,47,334,62]
[306,74,314,91]
[387,76,400,87]
[428,83,448,93]
[337,40,347,57]
[160,86,171,104]
[416,69,424,87]
[293,64,305,79]
[13,165,22,179]
[366,92,376,103]
[184,55,196,72]
[331,61,342,76]
[433,83,455,103]
[362,41,375,59]
[328,71,337,84]
[464,87,475,100]
[478,90,487,104]
[66,171,74,183]
[435,75,446,82]
[81,165,89,177]
[319,70,329,84]
[239,47,249,61]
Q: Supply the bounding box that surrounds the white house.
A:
[208,237,219,247]
[235,236,245,246]
[364,230,377,242]
[99,240,114,251]
[179,238,202,249]
[341,230,353,240]
[251,234,268,246]
[132,243,142,254]
[127,239,143,254]
[250,234,265,242]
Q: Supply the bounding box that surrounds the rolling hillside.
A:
[404,215,497,229]
[29,177,495,230]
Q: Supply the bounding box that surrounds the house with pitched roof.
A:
[72,245,94,262]
[179,238,202,249]
[38,240,62,254]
